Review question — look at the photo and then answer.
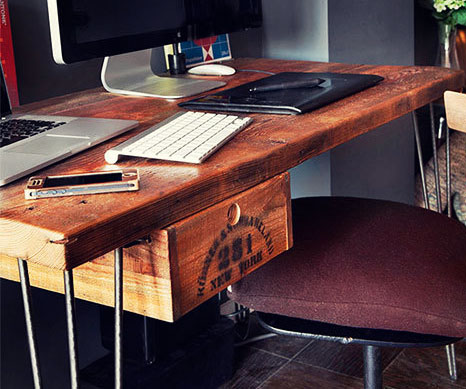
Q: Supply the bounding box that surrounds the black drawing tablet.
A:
[179,72,384,115]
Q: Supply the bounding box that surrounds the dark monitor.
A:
[47,0,262,98]
[47,0,262,64]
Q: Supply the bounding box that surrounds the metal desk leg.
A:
[64,270,80,389]
[429,103,442,212]
[412,111,429,209]
[17,258,42,389]
[446,124,452,218]
[114,247,123,389]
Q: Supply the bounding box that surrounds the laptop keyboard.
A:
[0,119,66,148]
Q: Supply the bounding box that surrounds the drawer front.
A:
[169,172,292,318]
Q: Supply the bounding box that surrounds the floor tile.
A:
[220,346,289,389]
[260,360,364,389]
[384,344,466,389]
[250,335,312,359]
[294,340,401,378]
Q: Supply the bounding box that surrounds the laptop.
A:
[0,64,138,186]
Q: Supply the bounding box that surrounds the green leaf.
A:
[454,8,466,26]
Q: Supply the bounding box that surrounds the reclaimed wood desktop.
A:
[0,58,463,322]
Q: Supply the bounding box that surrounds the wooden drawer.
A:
[0,173,292,322]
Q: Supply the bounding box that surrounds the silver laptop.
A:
[0,64,138,186]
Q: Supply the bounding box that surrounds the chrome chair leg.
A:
[64,269,80,389]
[114,247,123,389]
[363,345,382,389]
[17,258,42,389]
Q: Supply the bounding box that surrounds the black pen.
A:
[249,78,325,93]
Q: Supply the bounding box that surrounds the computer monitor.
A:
[47,0,262,98]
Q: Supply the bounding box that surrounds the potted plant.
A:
[420,0,466,67]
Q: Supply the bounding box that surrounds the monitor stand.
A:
[101,49,226,99]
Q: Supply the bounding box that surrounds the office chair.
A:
[229,93,466,389]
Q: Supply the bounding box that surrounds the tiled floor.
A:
[222,313,466,389]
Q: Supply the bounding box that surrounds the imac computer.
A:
[47,0,262,99]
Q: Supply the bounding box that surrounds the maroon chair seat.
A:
[229,197,466,338]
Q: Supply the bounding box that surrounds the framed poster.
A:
[164,34,231,68]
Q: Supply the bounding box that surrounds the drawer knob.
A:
[227,203,241,225]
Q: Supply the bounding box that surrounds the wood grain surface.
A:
[0,58,463,270]
[0,173,291,321]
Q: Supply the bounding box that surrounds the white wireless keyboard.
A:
[105,111,252,165]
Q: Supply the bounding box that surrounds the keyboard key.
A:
[0,118,65,148]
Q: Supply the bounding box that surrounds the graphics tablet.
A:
[179,72,384,115]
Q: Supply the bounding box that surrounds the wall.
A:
[231,0,332,198]
[415,2,438,67]
[328,1,414,66]
[263,0,331,198]
[261,0,329,62]
[328,0,415,204]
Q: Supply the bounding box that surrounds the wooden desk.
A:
[0,58,463,321]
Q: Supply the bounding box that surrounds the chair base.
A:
[257,312,461,348]
[364,345,382,389]
[256,312,461,389]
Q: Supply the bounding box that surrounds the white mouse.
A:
[187,64,236,76]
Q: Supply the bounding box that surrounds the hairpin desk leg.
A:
[114,247,123,389]
[64,270,80,389]
[445,124,452,217]
[412,111,429,209]
[429,103,442,212]
[17,258,42,389]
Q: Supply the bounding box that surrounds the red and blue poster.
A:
[180,34,231,66]
[165,34,231,68]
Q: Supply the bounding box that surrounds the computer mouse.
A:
[187,64,236,76]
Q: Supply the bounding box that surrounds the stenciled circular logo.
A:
[197,214,274,297]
